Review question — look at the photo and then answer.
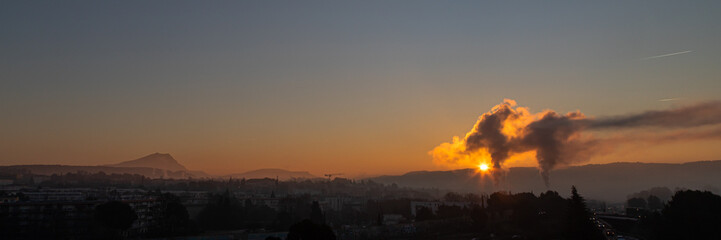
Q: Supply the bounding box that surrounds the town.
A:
[3,169,715,239]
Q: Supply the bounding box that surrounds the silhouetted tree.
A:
[567,186,603,240]
[310,201,325,224]
[95,201,137,231]
[196,190,244,230]
[538,191,567,218]
[279,194,313,224]
[275,211,293,231]
[443,192,464,202]
[415,206,435,221]
[151,193,193,237]
[464,193,482,203]
[365,199,412,219]
[627,197,647,209]
[196,190,281,231]
[469,205,488,228]
[287,219,336,240]
[245,202,277,230]
[647,195,663,210]
[436,205,464,219]
[487,191,514,211]
[629,187,673,202]
[656,190,721,240]
[510,192,538,231]
[536,191,568,237]
[94,201,137,239]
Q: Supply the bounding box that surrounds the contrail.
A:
[641,50,692,60]
[659,98,680,102]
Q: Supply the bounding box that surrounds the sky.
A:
[2,1,720,176]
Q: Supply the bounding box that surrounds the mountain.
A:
[0,165,197,179]
[0,153,211,179]
[370,160,721,202]
[225,168,317,180]
[105,153,187,172]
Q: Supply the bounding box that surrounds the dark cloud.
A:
[432,100,721,187]
[518,111,591,186]
[589,101,721,129]
[464,103,517,181]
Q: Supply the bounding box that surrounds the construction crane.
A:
[324,173,344,181]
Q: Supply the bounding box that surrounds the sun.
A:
[479,163,490,172]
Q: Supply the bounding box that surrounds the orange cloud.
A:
[431,99,721,187]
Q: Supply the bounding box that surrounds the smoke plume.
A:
[431,99,721,186]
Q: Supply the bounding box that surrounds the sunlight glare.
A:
[479,163,489,172]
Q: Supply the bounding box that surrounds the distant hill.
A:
[225,168,316,180]
[105,153,187,172]
[0,165,199,179]
[370,160,721,202]
[0,153,210,179]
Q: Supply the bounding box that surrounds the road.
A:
[593,216,640,240]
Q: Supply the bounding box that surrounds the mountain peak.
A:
[107,153,187,172]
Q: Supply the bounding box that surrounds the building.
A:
[0,198,162,239]
[410,201,473,216]
[382,214,406,225]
